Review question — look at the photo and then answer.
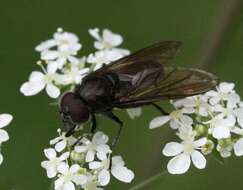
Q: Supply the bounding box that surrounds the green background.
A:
[0,0,243,189]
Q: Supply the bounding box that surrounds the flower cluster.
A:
[41,130,134,190]
[0,113,13,165]
[20,28,139,190]
[20,27,142,118]
[150,82,243,174]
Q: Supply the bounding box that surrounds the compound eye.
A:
[60,92,90,124]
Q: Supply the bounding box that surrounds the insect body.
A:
[59,41,218,147]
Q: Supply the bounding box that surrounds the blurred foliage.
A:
[0,0,243,189]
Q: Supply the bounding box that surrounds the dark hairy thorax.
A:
[75,73,119,112]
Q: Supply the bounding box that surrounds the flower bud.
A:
[202,139,214,155]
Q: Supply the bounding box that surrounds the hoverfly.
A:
[59,41,218,147]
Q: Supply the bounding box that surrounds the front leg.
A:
[103,111,123,149]
[73,113,97,147]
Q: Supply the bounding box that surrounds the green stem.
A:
[49,180,54,190]
[128,170,167,190]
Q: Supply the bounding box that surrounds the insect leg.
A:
[103,111,123,170]
[65,125,76,137]
[73,114,97,147]
[151,102,169,115]
[90,113,97,134]
[104,111,124,149]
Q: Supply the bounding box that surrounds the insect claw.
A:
[108,152,113,170]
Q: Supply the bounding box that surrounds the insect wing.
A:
[88,41,182,77]
[115,67,218,107]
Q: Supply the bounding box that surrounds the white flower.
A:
[50,129,77,152]
[89,28,122,50]
[0,113,12,165]
[126,108,142,119]
[206,82,240,106]
[163,127,207,174]
[217,144,233,158]
[89,154,134,186]
[60,65,90,85]
[55,163,87,190]
[74,131,111,162]
[213,103,236,121]
[89,28,129,55]
[20,64,61,98]
[36,28,81,69]
[174,95,211,117]
[41,148,69,178]
[87,49,125,71]
[204,113,234,139]
[0,114,13,143]
[81,173,103,190]
[149,109,193,129]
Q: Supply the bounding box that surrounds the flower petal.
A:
[41,50,58,60]
[98,169,110,186]
[47,166,57,178]
[74,145,87,153]
[209,97,220,105]
[92,132,108,145]
[212,126,231,139]
[126,108,142,119]
[70,164,80,173]
[162,142,183,157]
[46,83,60,98]
[112,156,125,167]
[72,174,87,185]
[44,148,56,159]
[149,116,171,129]
[111,166,134,183]
[234,138,243,156]
[55,178,64,190]
[57,162,69,174]
[206,90,218,97]
[29,71,44,82]
[63,181,75,190]
[167,154,191,174]
[169,119,180,129]
[180,115,193,126]
[20,81,45,96]
[238,117,243,128]
[103,29,123,47]
[193,138,207,147]
[55,140,67,152]
[86,150,95,162]
[0,114,13,128]
[219,82,234,93]
[59,152,70,161]
[0,154,3,165]
[224,115,236,127]
[191,150,206,169]
[89,161,102,170]
[89,28,101,41]
[97,144,111,154]
[35,39,57,52]
[97,151,108,162]
[0,129,9,142]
